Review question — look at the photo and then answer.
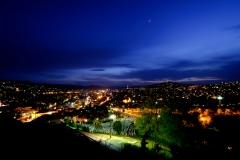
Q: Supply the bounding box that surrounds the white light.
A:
[109,114,116,119]
[217,96,223,100]
[48,111,52,115]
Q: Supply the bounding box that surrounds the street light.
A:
[217,96,223,106]
[109,114,116,138]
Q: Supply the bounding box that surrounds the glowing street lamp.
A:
[217,96,223,106]
[109,114,116,119]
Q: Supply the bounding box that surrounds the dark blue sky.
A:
[1,0,240,87]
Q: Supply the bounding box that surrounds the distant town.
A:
[1,80,240,125]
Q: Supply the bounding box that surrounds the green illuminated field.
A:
[89,132,170,151]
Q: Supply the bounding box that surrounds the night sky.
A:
[1,0,240,87]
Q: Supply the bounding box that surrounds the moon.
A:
[149,20,151,22]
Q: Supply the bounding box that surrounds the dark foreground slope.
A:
[0,116,120,159]
[3,114,239,160]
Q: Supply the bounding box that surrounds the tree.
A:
[73,122,77,129]
[64,116,71,125]
[113,120,122,135]
[86,126,90,132]
[141,130,149,151]
[93,118,102,130]
[135,102,187,151]
[82,126,90,132]
[135,113,155,136]
[159,107,186,148]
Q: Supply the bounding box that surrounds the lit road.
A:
[66,126,122,152]
[114,110,141,118]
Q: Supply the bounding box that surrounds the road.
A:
[67,126,122,152]
[114,110,140,118]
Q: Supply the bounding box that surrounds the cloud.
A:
[46,75,67,79]
[2,50,240,87]
[226,24,240,31]
[66,76,222,87]
[114,64,134,68]
[174,77,221,82]
[0,48,129,74]
[90,69,105,71]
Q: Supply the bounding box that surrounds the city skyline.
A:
[1,0,240,87]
